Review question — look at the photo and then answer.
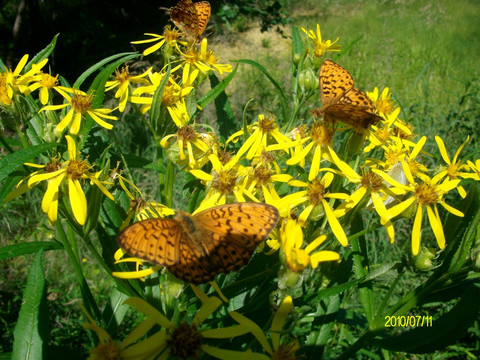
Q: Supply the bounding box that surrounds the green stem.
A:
[55,221,102,321]
[350,214,374,323]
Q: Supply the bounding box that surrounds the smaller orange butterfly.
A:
[318,59,382,130]
[170,0,211,42]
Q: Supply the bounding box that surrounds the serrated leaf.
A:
[0,241,62,261]
[25,34,59,72]
[12,251,46,360]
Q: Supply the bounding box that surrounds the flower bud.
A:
[414,247,435,271]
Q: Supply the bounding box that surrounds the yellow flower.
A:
[6,136,114,225]
[228,113,296,162]
[363,107,402,153]
[131,26,184,56]
[24,72,60,105]
[0,54,48,105]
[286,120,335,181]
[366,87,396,118]
[433,135,471,198]
[105,65,152,112]
[329,158,398,242]
[376,166,464,256]
[84,296,253,360]
[40,87,118,135]
[240,150,293,204]
[281,218,340,272]
[302,24,341,59]
[130,67,197,116]
[189,153,257,212]
[276,172,350,247]
[198,38,233,75]
[161,124,215,169]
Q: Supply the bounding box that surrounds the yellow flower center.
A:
[204,50,218,66]
[374,96,395,115]
[271,341,301,360]
[253,165,272,187]
[259,150,275,164]
[71,92,93,115]
[384,146,405,167]
[211,169,237,194]
[360,171,384,192]
[89,339,121,360]
[285,247,310,272]
[393,123,414,140]
[258,114,277,134]
[446,162,460,178]
[166,323,202,359]
[376,127,391,143]
[290,124,309,139]
[308,179,325,205]
[217,149,232,165]
[162,83,180,106]
[408,159,421,176]
[44,156,62,173]
[114,66,130,83]
[310,121,334,145]
[41,73,58,88]
[414,183,439,206]
[178,125,196,143]
[184,47,201,65]
[163,25,180,45]
[67,159,89,180]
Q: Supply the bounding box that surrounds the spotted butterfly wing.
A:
[319,59,382,129]
[117,202,279,284]
[170,0,211,41]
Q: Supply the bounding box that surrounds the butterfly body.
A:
[319,59,382,129]
[170,0,211,42]
[117,203,279,284]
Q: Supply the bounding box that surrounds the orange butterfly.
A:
[170,0,211,42]
[318,59,382,130]
[117,202,279,284]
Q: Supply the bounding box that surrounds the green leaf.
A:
[103,289,129,334]
[209,72,236,137]
[196,63,238,112]
[0,142,58,183]
[0,241,62,261]
[73,52,138,90]
[371,285,480,353]
[150,62,171,124]
[291,26,304,60]
[12,251,47,360]
[0,173,23,203]
[25,34,59,73]
[442,182,480,273]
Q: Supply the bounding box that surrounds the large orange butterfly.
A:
[318,59,382,130]
[170,0,211,42]
[117,202,279,284]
